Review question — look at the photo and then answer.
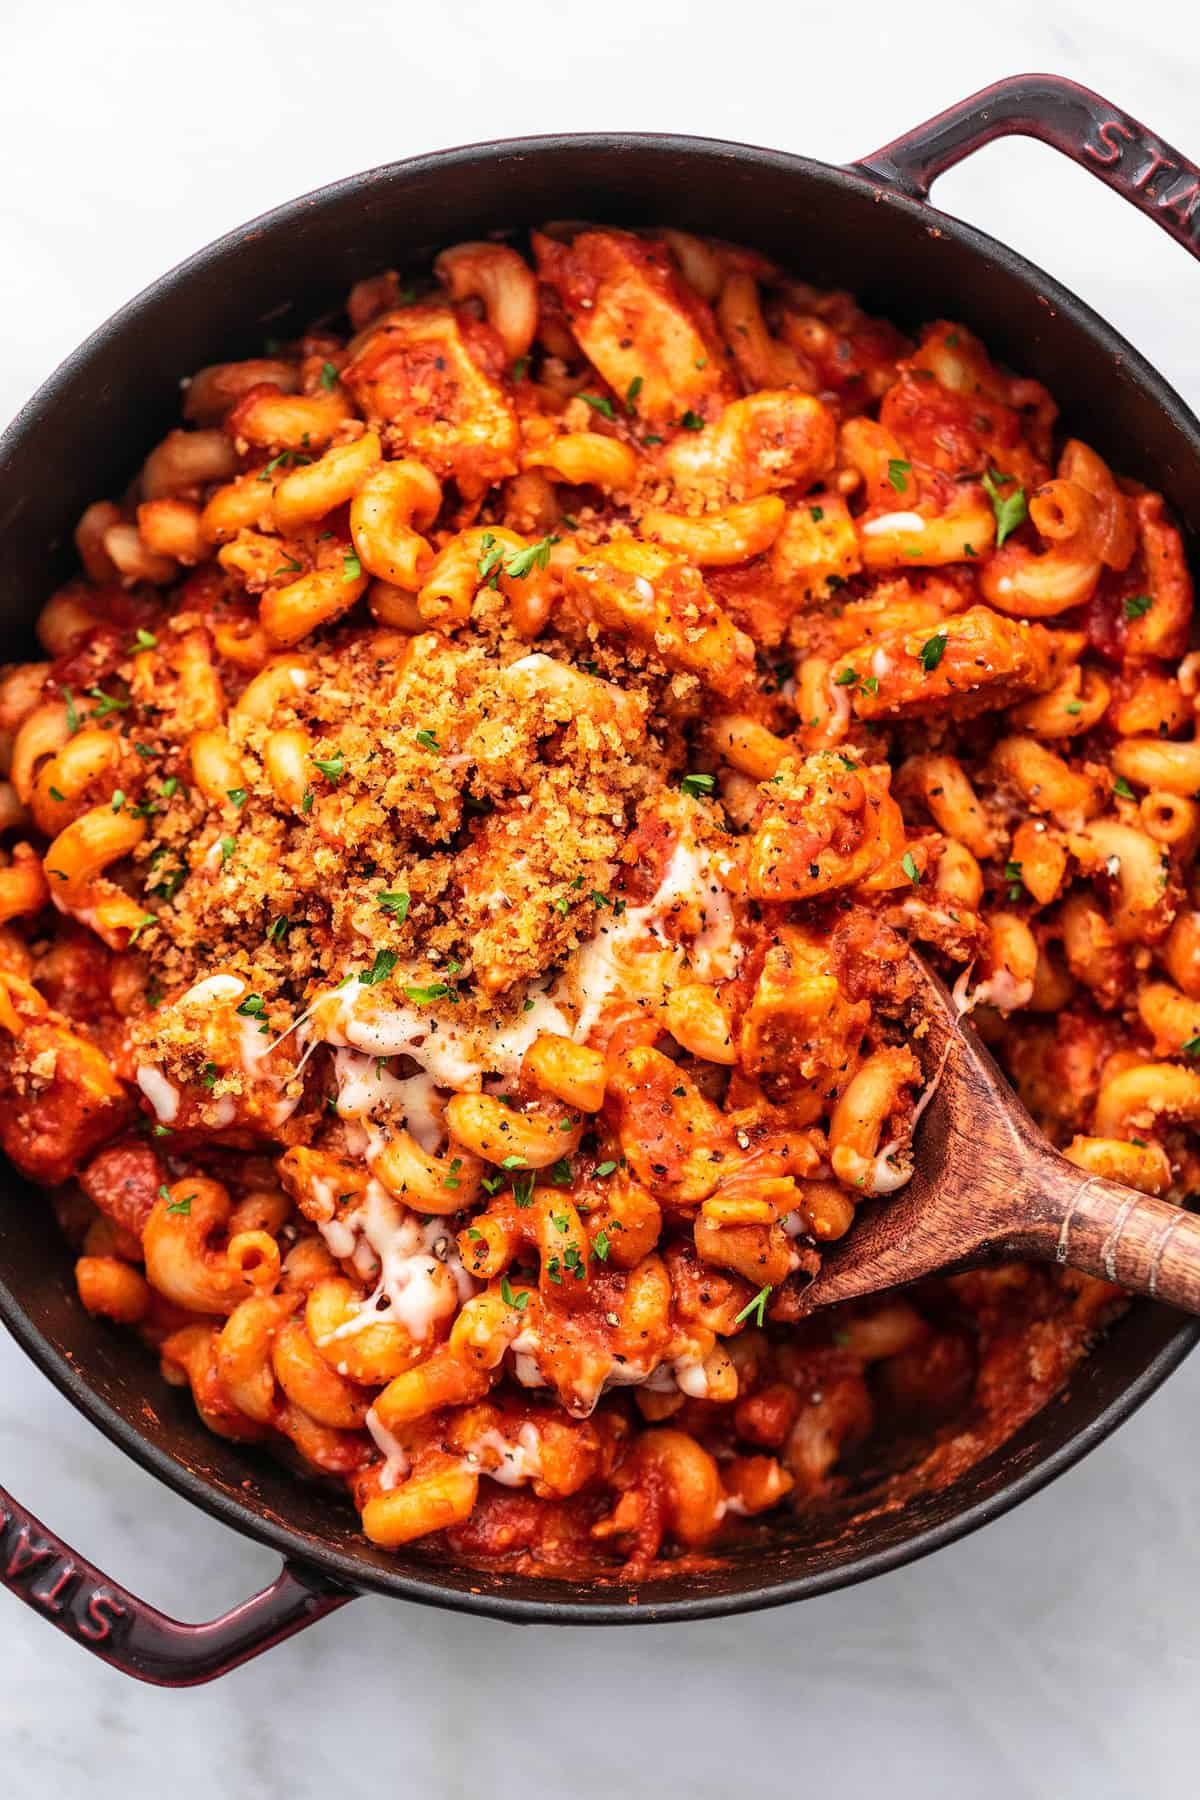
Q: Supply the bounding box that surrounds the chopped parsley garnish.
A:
[200,1062,219,1089]
[86,686,129,718]
[320,361,338,390]
[733,1284,772,1328]
[594,1159,618,1178]
[342,551,362,582]
[64,688,79,734]
[901,851,921,885]
[1113,776,1135,799]
[1004,859,1024,901]
[226,787,247,808]
[48,786,65,802]
[918,632,948,672]
[504,535,559,579]
[235,994,266,1018]
[501,1154,527,1170]
[1065,701,1083,715]
[274,557,302,576]
[442,1157,463,1191]
[359,949,399,987]
[887,458,911,493]
[512,1170,535,1208]
[162,777,179,800]
[128,913,156,945]
[477,533,505,584]
[833,666,859,687]
[165,1193,193,1216]
[219,835,237,865]
[415,729,440,753]
[580,392,615,419]
[1124,593,1154,620]
[549,1158,574,1186]
[266,917,289,944]
[311,748,345,780]
[131,627,158,651]
[403,981,450,1004]
[679,771,716,797]
[593,1229,610,1261]
[625,375,643,413]
[679,410,704,431]
[982,467,1027,547]
[301,788,314,814]
[1182,1036,1200,1056]
[810,505,824,522]
[111,790,125,813]
[512,356,529,382]
[377,890,411,921]
[500,1275,529,1311]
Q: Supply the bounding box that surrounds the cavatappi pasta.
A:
[3,226,1197,1578]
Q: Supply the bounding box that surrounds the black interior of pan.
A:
[0,133,1196,1619]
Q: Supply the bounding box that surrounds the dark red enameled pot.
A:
[1,72,1199,1683]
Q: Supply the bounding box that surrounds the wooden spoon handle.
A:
[1050,1170,1200,1312]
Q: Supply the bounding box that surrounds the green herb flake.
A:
[1113,776,1135,799]
[499,1275,529,1312]
[918,632,948,673]
[320,361,338,390]
[733,1284,772,1328]
[625,375,644,413]
[593,1229,611,1261]
[235,994,266,1018]
[901,851,921,885]
[403,982,450,1004]
[1124,593,1154,620]
[415,729,440,753]
[503,535,559,580]
[580,393,615,419]
[311,748,345,781]
[982,467,1028,548]
[887,458,911,493]
[679,771,716,797]
[679,410,704,431]
[219,835,237,866]
[377,890,411,922]
[131,627,158,651]
[810,506,825,523]
[165,1194,193,1216]
[110,790,125,813]
[360,949,399,987]
[86,686,129,718]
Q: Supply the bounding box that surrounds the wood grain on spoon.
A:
[801,954,1200,1314]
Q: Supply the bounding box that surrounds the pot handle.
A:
[0,1481,353,1685]
[855,72,1200,262]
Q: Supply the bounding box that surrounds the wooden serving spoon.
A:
[801,955,1200,1314]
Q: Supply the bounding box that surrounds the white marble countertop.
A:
[3,2,1199,1792]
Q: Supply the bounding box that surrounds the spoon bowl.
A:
[802,957,1200,1315]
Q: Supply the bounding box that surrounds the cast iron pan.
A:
[1,72,1198,1683]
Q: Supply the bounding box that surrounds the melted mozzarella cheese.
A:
[365,1405,410,1491]
[465,1422,544,1487]
[862,510,925,537]
[319,1181,475,1344]
[136,1066,179,1123]
[310,825,740,1110]
[333,1051,445,1152]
